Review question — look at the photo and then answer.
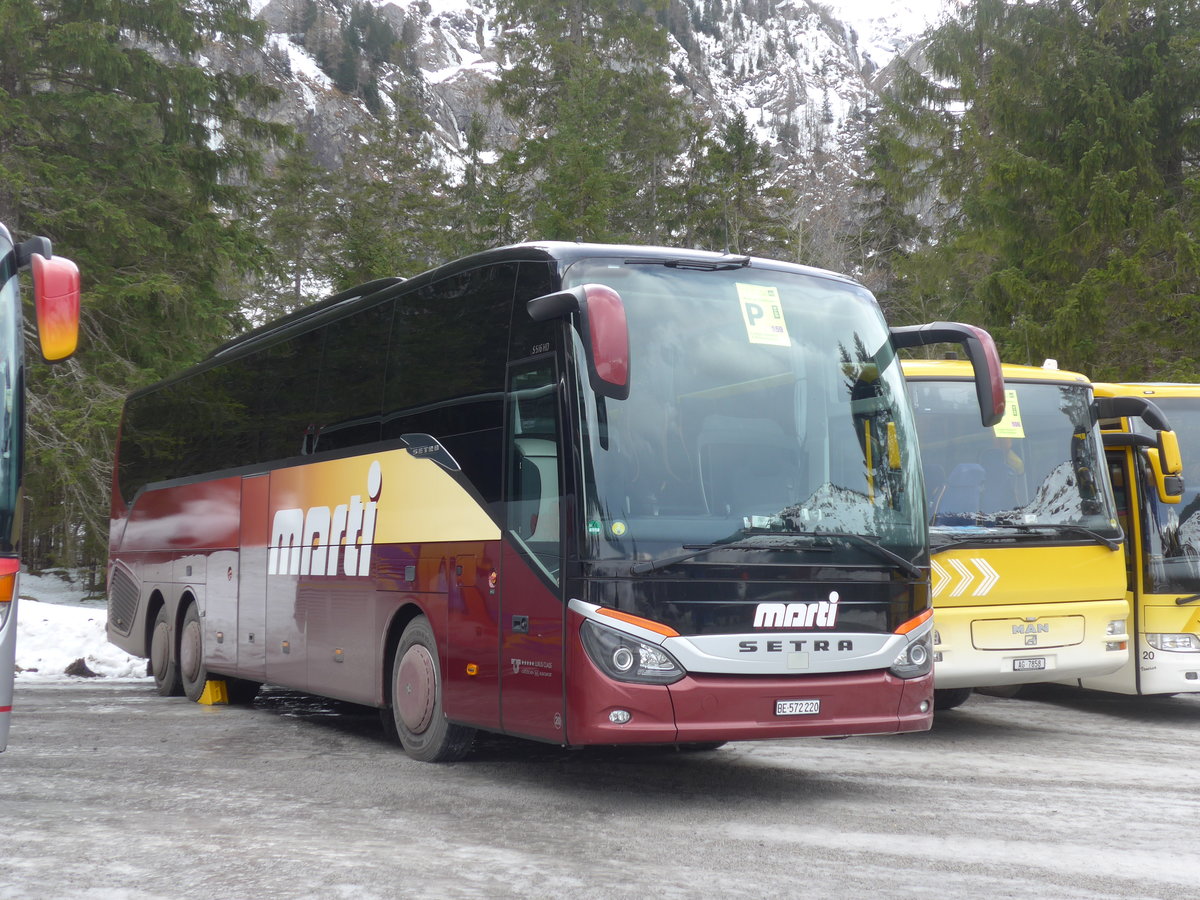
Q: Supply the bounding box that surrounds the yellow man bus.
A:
[903,361,1172,709]
[1078,383,1198,696]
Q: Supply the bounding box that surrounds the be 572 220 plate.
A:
[775,699,820,716]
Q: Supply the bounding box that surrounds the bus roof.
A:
[210,242,864,363]
[902,358,1089,385]
[1092,382,1200,399]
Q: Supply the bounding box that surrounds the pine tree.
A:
[251,142,336,319]
[875,0,1200,378]
[673,112,791,256]
[0,0,287,570]
[323,87,455,288]
[488,0,691,242]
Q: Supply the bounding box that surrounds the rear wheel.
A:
[179,603,208,702]
[933,687,973,710]
[388,615,474,762]
[149,606,182,697]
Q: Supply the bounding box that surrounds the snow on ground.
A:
[13,569,148,682]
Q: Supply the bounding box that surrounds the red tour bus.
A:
[0,223,81,752]
[107,243,1002,760]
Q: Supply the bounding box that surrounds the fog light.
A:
[1105,641,1127,651]
[1186,672,1198,681]
[919,700,930,713]
[609,709,632,724]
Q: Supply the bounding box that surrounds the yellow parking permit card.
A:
[737,283,791,346]
[993,389,1025,438]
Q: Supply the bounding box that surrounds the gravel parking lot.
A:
[3,681,1198,899]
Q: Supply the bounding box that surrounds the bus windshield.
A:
[910,379,1118,537]
[563,258,925,569]
[1130,395,1200,593]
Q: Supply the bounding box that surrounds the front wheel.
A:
[388,615,474,762]
[933,687,973,710]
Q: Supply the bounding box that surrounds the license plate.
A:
[775,699,820,716]
[1013,657,1046,671]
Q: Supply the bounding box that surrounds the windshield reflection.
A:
[564,259,925,570]
[909,379,1118,535]
[1133,396,1200,592]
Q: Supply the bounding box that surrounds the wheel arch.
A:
[142,589,168,656]
[380,602,427,707]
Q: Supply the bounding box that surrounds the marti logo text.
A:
[269,461,382,577]
[753,592,841,629]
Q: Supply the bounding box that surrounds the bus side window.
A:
[1107,453,1135,588]
[312,301,391,453]
[507,359,562,583]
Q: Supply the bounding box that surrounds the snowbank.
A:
[14,570,148,682]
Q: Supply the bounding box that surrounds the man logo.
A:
[753,592,840,629]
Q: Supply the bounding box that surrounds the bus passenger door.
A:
[500,358,566,742]
[1079,450,1139,693]
[238,473,269,681]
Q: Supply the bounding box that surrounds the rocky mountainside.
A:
[230,0,941,173]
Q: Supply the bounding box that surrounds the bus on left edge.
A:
[0,223,81,751]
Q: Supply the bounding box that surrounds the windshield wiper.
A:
[808,532,924,579]
[625,254,750,271]
[978,523,1120,551]
[1176,594,1200,606]
[629,531,922,579]
[628,537,828,575]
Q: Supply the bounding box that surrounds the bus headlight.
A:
[1106,619,1127,636]
[890,633,933,679]
[580,619,685,684]
[1146,633,1200,652]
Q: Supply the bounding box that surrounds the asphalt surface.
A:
[2,681,1199,899]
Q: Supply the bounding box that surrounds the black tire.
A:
[149,606,183,697]
[179,602,208,703]
[934,687,973,710]
[388,615,474,762]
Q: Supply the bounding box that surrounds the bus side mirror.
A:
[528,283,629,400]
[1157,428,1183,476]
[29,251,80,362]
[890,321,1005,427]
[1147,444,1184,504]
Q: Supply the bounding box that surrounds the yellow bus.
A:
[1077,383,1197,696]
[903,360,1171,709]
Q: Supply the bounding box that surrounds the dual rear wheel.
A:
[149,602,258,704]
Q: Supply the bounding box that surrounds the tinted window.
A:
[509,261,558,361]
[383,264,516,505]
[313,301,392,452]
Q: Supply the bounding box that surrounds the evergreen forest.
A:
[2,0,1198,573]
